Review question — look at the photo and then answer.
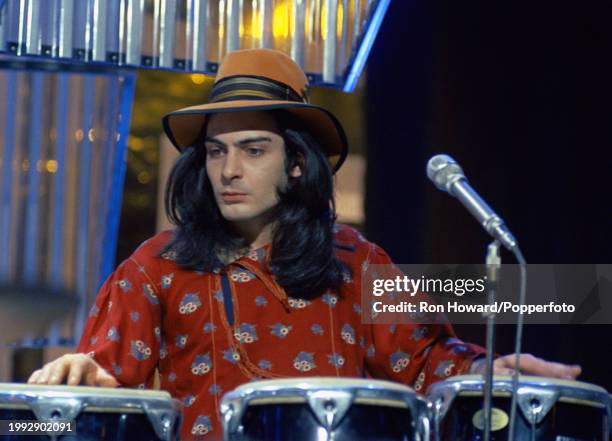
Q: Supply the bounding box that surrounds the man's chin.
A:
[218,208,254,223]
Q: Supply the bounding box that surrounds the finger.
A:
[35,362,57,384]
[27,369,42,384]
[520,356,580,379]
[47,358,71,385]
[95,369,120,388]
[67,358,90,386]
[493,367,516,376]
[506,354,581,379]
[77,357,119,388]
[83,365,98,386]
[77,355,115,387]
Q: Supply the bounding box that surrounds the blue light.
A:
[343,0,392,92]
[100,73,136,283]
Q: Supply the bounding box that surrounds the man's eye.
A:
[246,147,264,157]
[206,147,223,157]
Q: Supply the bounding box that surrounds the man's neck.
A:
[230,218,275,251]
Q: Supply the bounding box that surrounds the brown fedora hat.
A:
[162,48,348,172]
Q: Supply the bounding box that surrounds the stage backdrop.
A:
[366,0,612,389]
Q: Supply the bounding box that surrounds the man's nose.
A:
[221,149,243,181]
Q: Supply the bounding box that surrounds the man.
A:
[28,49,580,439]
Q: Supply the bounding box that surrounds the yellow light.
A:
[129,135,145,152]
[190,74,207,84]
[321,1,344,41]
[273,2,290,39]
[88,128,96,142]
[249,2,262,40]
[46,160,58,173]
[75,129,84,141]
[137,171,151,184]
[22,159,30,171]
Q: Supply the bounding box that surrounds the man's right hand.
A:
[27,353,119,387]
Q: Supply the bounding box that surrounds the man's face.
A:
[204,111,301,225]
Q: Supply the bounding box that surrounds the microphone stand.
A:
[482,240,501,441]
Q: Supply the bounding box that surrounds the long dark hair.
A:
[161,110,348,299]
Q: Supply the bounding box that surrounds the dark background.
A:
[366,1,611,388]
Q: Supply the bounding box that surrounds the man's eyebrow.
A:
[236,136,273,146]
[204,136,225,146]
[203,136,273,146]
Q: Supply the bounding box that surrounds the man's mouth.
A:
[221,192,247,203]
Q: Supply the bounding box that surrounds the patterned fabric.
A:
[77,225,484,440]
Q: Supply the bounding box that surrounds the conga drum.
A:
[427,375,610,441]
[220,377,430,441]
[0,383,182,440]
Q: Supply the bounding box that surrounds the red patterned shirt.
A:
[77,224,484,440]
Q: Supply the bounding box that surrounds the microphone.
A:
[426,154,518,251]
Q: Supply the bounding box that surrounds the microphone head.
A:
[426,154,466,194]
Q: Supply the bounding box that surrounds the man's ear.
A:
[289,152,304,178]
[290,164,302,178]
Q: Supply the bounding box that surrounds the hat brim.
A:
[162,100,348,173]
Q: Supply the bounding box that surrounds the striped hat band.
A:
[209,75,307,104]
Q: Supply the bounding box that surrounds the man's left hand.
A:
[471,353,581,380]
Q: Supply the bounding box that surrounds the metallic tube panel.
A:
[184,0,195,62]
[339,0,348,70]
[91,0,107,61]
[17,0,27,54]
[152,0,161,61]
[25,0,41,54]
[323,0,338,83]
[57,0,74,58]
[0,2,6,51]
[351,0,361,49]
[105,0,121,62]
[226,0,240,53]
[260,0,272,48]
[159,0,176,67]
[192,0,208,70]
[126,0,145,65]
[291,0,306,67]
[39,0,56,56]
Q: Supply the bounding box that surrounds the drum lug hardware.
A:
[220,400,244,436]
[30,397,83,423]
[432,386,458,422]
[142,400,180,441]
[516,387,558,424]
[307,390,353,432]
[416,400,431,441]
[30,397,84,440]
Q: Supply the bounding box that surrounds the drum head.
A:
[0,383,182,441]
[427,375,610,441]
[221,377,426,441]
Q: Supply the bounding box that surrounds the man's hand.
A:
[27,353,119,387]
[471,353,581,380]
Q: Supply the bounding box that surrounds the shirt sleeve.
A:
[76,256,162,388]
[361,244,485,393]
